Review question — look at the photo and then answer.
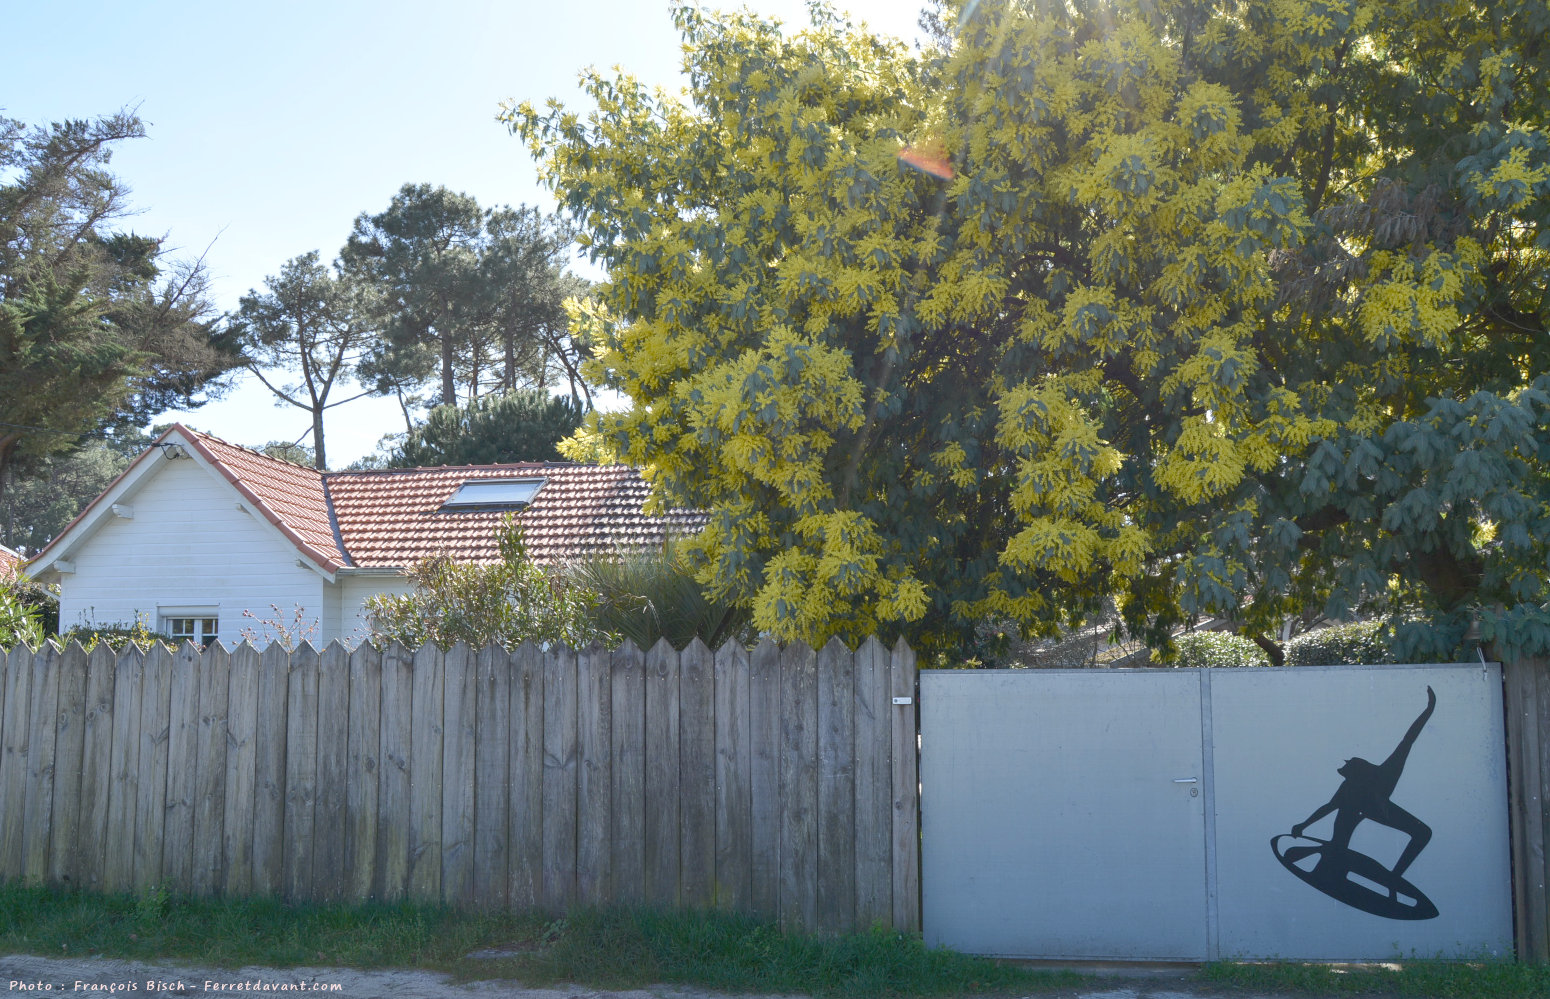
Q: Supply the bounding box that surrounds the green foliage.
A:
[0,434,142,555]
[388,389,584,467]
[0,576,43,648]
[231,252,378,470]
[343,186,590,410]
[365,518,609,650]
[59,617,172,652]
[1286,620,1394,667]
[258,441,317,467]
[0,111,240,507]
[8,574,58,637]
[483,907,1066,998]
[0,881,533,973]
[1161,631,1271,669]
[566,537,754,650]
[509,1,1550,661]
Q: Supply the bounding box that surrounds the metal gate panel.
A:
[920,663,1513,961]
[1210,664,1512,959]
[921,671,1209,959]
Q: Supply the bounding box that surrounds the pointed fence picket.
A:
[0,636,920,936]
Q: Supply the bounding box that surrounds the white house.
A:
[25,424,703,647]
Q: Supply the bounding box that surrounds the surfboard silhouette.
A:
[1271,834,1439,920]
[1274,686,1439,920]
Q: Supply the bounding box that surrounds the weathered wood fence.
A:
[0,637,920,935]
[1504,654,1550,962]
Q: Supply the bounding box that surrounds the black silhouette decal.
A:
[1271,686,1439,920]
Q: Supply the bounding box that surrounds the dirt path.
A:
[1,953,1347,999]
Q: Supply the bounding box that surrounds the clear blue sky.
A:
[2,0,926,465]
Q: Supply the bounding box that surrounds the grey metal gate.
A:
[921,663,1513,961]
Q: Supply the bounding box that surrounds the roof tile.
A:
[180,429,703,570]
[324,463,706,567]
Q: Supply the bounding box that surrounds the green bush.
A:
[0,579,43,649]
[366,517,610,650]
[564,536,752,651]
[1161,631,1271,668]
[58,615,173,652]
[1286,620,1393,666]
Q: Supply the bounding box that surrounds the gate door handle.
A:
[1172,777,1198,783]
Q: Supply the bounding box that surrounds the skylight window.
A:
[443,478,545,509]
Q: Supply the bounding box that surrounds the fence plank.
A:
[645,639,681,908]
[345,643,382,902]
[0,647,12,878]
[748,637,781,919]
[577,643,612,906]
[441,644,477,907]
[49,645,87,886]
[889,638,920,932]
[133,644,173,890]
[1513,657,1549,962]
[313,641,350,903]
[377,642,414,902]
[779,641,818,932]
[161,643,202,892]
[714,641,751,912]
[222,643,260,896]
[680,639,716,909]
[408,643,445,902]
[1536,660,1550,963]
[1505,658,1532,961]
[508,642,544,910]
[0,642,36,879]
[102,645,143,893]
[852,636,892,928]
[283,644,319,899]
[471,643,509,911]
[22,644,61,882]
[816,637,856,935]
[252,641,290,895]
[75,644,118,891]
[192,643,229,896]
[610,642,646,905]
[541,646,579,910]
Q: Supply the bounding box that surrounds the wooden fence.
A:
[1505,654,1550,962]
[0,636,920,935]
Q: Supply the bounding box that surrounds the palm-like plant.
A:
[566,537,752,651]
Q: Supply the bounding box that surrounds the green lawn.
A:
[2,882,1547,999]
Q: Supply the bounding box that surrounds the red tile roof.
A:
[174,428,702,571]
[0,544,21,578]
[325,464,706,567]
[182,431,347,571]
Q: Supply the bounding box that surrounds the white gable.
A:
[52,450,327,647]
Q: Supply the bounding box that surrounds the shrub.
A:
[565,536,753,651]
[1286,620,1393,666]
[1160,631,1271,668]
[58,618,173,652]
[366,517,610,650]
[0,579,43,648]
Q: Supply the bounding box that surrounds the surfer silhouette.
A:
[1272,686,1440,919]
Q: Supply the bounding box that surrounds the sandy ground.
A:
[0,953,1336,999]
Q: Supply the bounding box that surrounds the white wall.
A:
[330,573,416,647]
[56,456,326,647]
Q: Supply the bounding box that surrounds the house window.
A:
[441,478,545,510]
[165,615,218,648]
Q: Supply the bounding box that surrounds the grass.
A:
[0,882,1072,998]
[3,881,1549,998]
[1199,957,1550,998]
